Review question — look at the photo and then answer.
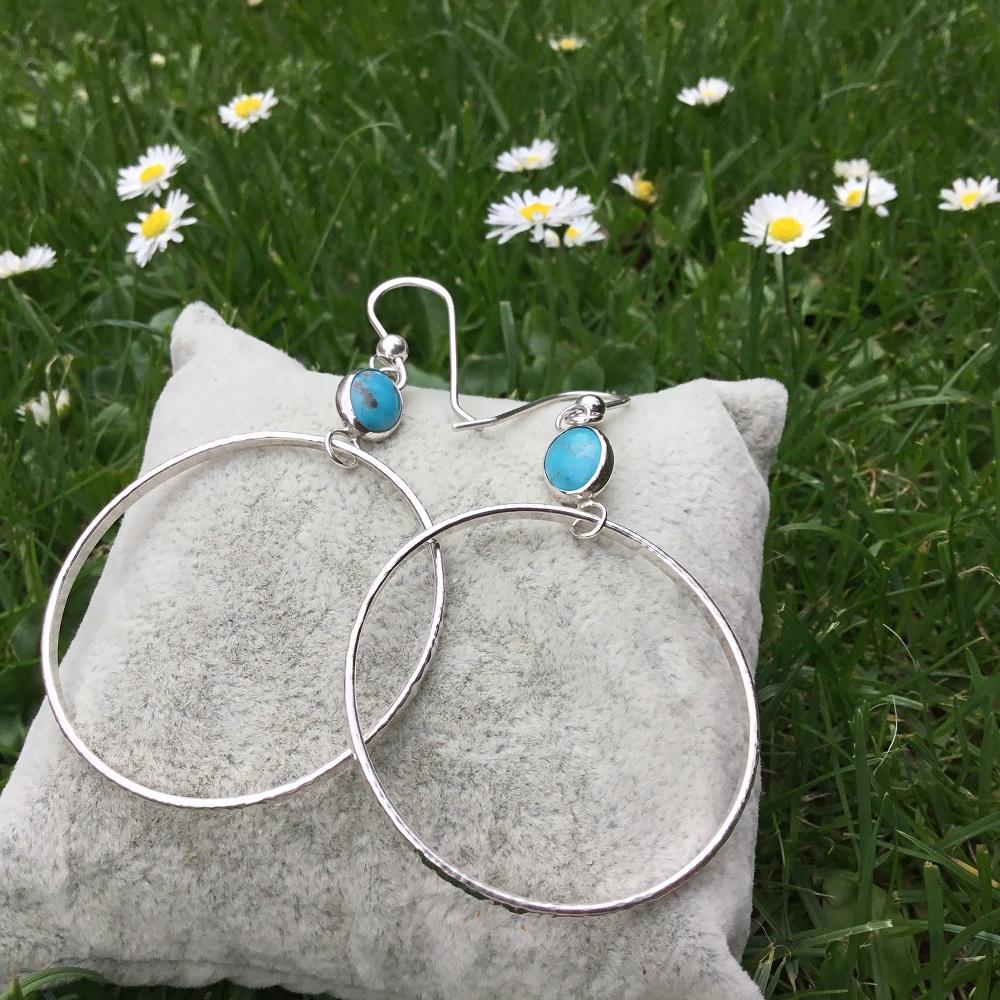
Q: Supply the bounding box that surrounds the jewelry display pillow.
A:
[0,302,786,1000]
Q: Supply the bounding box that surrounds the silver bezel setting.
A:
[544,425,614,501]
[336,368,403,442]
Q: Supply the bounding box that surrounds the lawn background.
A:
[1,0,999,997]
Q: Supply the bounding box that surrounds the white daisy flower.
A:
[150,52,167,68]
[0,244,57,279]
[834,174,898,217]
[613,171,657,204]
[485,187,597,244]
[219,87,279,131]
[740,191,832,255]
[938,176,1000,212]
[115,143,186,200]
[0,251,19,278]
[536,218,604,247]
[677,77,733,107]
[19,245,57,271]
[833,158,871,180]
[560,217,605,247]
[496,138,557,173]
[549,35,586,52]
[125,189,197,267]
[17,388,70,426]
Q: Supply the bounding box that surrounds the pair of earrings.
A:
[40,277,757,917]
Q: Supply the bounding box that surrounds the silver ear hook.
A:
[367,276,630,431]
[459,390,629,431]
[367,277,470,424]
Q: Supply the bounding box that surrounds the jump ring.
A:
[570,500,608,539]
[325,428,360,468]
[367,355,407,390]
[555,403,586,431]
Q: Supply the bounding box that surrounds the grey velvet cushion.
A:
[0,303,786,1000]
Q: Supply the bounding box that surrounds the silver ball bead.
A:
[377,334,409,362]
[575,393,606,423]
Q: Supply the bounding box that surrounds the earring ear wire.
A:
[366,276,630,432]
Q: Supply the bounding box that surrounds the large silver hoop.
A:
[344,503,758,916]
[41,431,445,810]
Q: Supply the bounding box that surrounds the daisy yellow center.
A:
[702,88,718,99]
[768,216,804,242]
[140,208,171,238]
[139,162,165,183]
[960,190,980,207]
[558,38,579,50]
[525,155,540,163]
[233,95,262,118]
[845,189,864,207]
[519,201,552,221]
[634,178,656,202]
[565,226,580,240]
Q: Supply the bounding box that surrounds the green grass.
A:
[2,0,999,997]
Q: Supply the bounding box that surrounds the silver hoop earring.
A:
[343,284,759,917]
[41,284,447,810]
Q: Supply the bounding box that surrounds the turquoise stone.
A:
[544,426,605,494]
[349,369,402,434]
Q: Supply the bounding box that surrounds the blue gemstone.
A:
[544,426,605,494]
[349,369,402,434]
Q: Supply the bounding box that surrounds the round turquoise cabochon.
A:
[349,369,402,434]
[543,425,607,494]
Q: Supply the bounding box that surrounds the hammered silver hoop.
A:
[344,503,759,917]
[41,431,445,810]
